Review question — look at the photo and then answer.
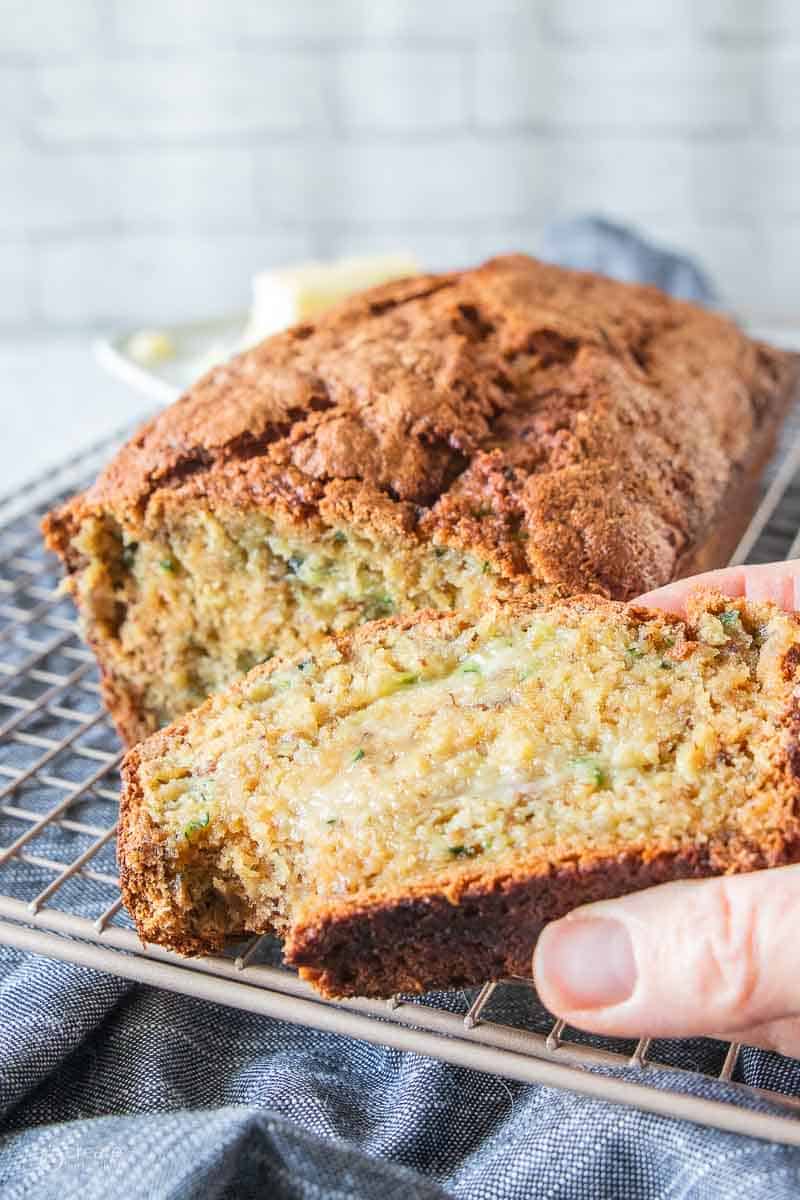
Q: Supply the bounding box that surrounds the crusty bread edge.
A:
[286,835,800,999]
[677,358,799,578]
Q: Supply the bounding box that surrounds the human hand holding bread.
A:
[535,559,800,1056]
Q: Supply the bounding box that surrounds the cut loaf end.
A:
[119,592,800,998]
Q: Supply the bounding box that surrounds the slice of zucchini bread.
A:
[119,592,800,998]
[44,255,798,744]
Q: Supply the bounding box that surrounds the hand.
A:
[533,559,800,1057]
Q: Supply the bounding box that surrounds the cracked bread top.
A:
[51,254,798,599]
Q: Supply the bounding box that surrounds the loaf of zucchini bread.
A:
[119,592,800,998]
[44,255,798,745]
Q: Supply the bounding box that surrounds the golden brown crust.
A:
[45,259,798,584]
[287,837,800,999]
[117,592,800,995]
[675,399,792,577]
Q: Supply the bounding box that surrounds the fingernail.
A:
[538,917,636,1010]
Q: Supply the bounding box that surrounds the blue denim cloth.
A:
[1,945,800,1198]
[539,216,718,304]
[2,221,798,1199]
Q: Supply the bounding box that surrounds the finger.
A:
[635,559,800,617]
[533,865,800,1039]
[722,1016,800,1060]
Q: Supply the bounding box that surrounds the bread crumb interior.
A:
[136,601,789,940]
[71,509,509,730]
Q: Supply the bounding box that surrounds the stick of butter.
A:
[242,253,421,347]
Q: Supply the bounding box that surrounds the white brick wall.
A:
[37,231,316,325]
[117,148,259,230]
[0,0,101,56]
[542,0,699,40]
[763,48,800,132]
[475,45,757,130]
[698,0,800,37]
[252,138,553,224]
[0,245,33,327]
[0,67,36,145]
[335,49,467,132]
[1,150,116,234]
[1,0,798,331]
[35,53,333,141]
[109,0,534,45]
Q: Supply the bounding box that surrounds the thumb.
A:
[635,558,800,616]
[533,865,800,1038]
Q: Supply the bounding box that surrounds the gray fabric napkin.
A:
[1,219,798,1199]
[539,216,718,304]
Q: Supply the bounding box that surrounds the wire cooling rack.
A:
[4,419,800,1148]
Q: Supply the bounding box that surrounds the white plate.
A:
[95,313,800,405]
[94,314,249,405]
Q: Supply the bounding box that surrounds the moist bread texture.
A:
[119,592,800,998]
[43,255,798,744]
